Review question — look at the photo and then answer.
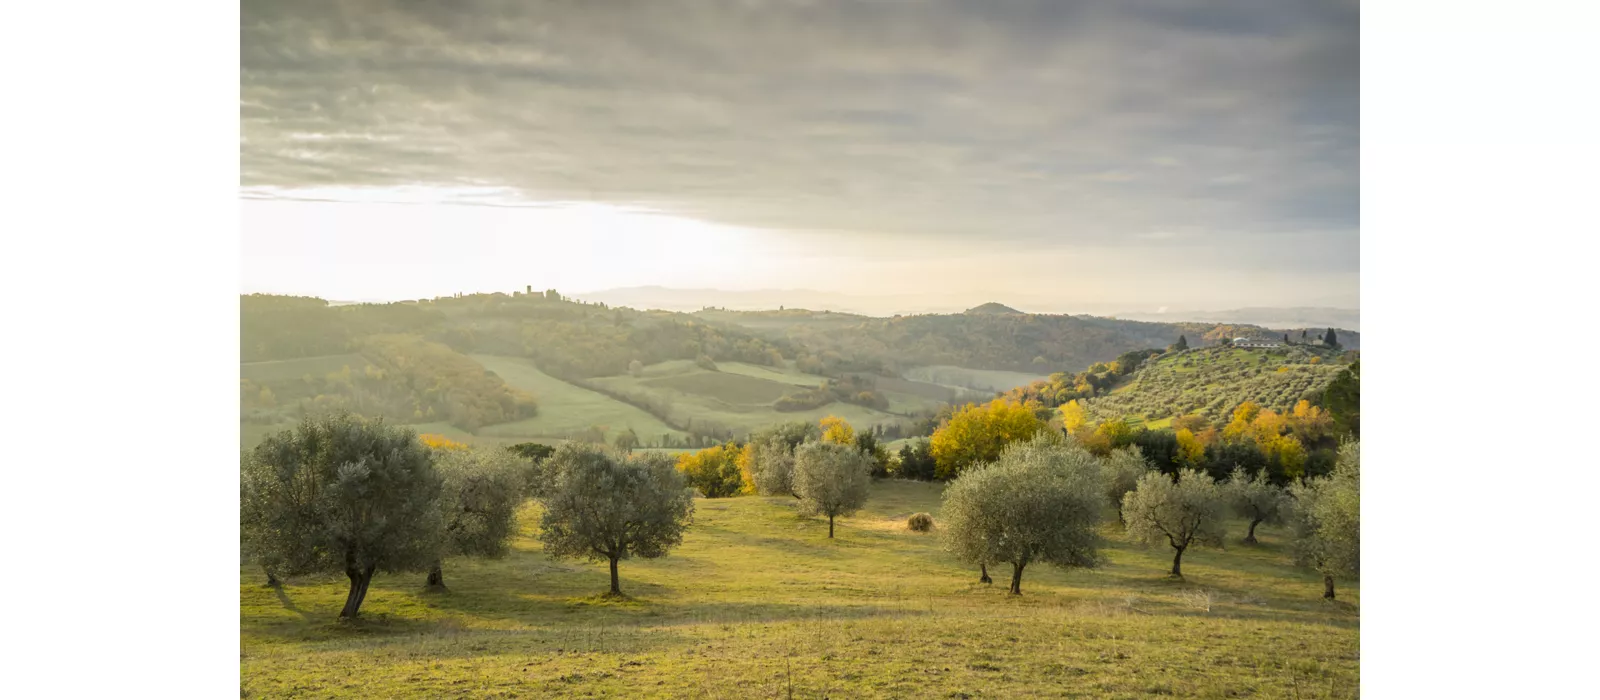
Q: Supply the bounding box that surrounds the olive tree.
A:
[1122,469,1226,579]
[240,414,444,619]
[1101,445,1152,524]
[792,441,873,538]
[427,447,526,591]
[1225,468,1289,544]
[744,422,822,497]
[748,435,800,497]
[537,444,695,596]
[940,435,1104,594]
[1290,440,1360,599]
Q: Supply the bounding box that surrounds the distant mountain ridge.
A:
[964,302,1024,315]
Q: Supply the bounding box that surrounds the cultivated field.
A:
[241,480,1359,698]
[903,365,1048,394]
[588,361,913,435]
[471,355,686,442]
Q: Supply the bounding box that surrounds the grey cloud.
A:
[241,0,1357,269]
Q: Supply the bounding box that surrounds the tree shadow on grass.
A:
[272,586,316,622]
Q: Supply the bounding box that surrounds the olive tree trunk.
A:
[339,565,377,619]
[979,564,993,584]
[1244,518,1263,544]
[1170,545,1186,578]
[1008,561,1027,595]
[828,515,835,538]
[425,559,447,591]
[1323,574,1336,600]
[609,556,622,596]
[264,568,281,588]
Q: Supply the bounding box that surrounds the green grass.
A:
[643,371,796,404]
[717,361,827,388]
[903,365,1047,393]
[471,355,687,442]
[243,481,1358,698]
[591,362,911,435]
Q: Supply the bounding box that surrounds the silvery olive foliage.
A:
[240,413,445,618]
[427,446,527,588]
[1122,469,1227,578]
[1289,439,1360,598]
[1225,467,1290,544]
[1101,445,1153,523]
[537,444,695,595]
[749,435,800,497]
[792,441,874,538]
[940,434,1105,594]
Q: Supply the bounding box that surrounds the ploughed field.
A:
[241,480,1358,698]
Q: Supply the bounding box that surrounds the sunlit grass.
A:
[242,480,1357,698]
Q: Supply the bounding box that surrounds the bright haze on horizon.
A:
[241,0,1358,313]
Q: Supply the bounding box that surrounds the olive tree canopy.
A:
[537,444,695,596]
[1101,445,1152,524]
[427,447,526,590]
[748,435,800,497]
[940,435,1104,594]
[1290,439,1360,599]
[240,414,444,619]
[792,441,873,538]
[1225,467,1290,544]
[1122,469,1226,579]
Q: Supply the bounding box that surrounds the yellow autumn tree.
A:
[1223,401,1262,442]
[820,415,856,445]
[1263,434,1308,479]
[1059,400,1087,432]
[676,444,745,498]
[1079,419,1134,456]
[929,399,1045,480]
[1290,400,1332,442]
[1251,409,1289,443]
[736,442,758,494]
[1175,428,1206,467]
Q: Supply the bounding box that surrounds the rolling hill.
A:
[242,293,1359,449]
[1081,345,1351,426]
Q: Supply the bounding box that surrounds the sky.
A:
[241,0,1359,313]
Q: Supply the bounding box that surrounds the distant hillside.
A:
[697,307,1358,375]
[1082,345,1352,426]
[1113,307,1361,332]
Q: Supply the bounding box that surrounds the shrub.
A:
[907,512,935,532]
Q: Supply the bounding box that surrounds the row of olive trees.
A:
[1120,441,1359,597]
[934,433,1360,598]
[241,414,699,618]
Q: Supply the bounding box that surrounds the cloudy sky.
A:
[241,0,1358,313]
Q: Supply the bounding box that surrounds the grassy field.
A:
[903,365,1047,394]
[590,361,911,435]
[717,361,829,388]
[242,480,1359,698]
[471,355,687,443]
